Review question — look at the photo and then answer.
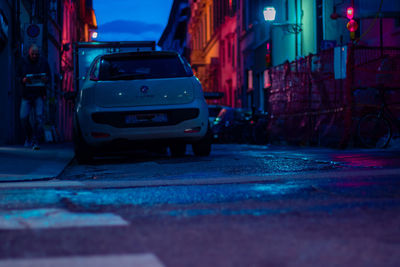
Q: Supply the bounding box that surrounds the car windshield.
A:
[98,54,191,81]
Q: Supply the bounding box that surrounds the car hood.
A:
[92,78,195,108]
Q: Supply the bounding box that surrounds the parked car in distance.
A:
[211,107,269,144]
[248,111,270,144]
[73,51,212,162]
[211,107,252,143]
[208,104,228,124]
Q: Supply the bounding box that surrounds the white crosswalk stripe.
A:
[0,254,165,267]
[0,208,128,229]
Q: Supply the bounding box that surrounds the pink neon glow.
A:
[346,7,354,20]
[347,19,358,32]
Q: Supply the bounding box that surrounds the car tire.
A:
[192,126,212,156]
[73,123,94,164]
[169,143,186,157]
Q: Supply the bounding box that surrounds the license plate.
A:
[125,113,167,124]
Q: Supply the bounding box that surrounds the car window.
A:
[217,108,234,121]
[180,56,194,76]
[89,58,100,80]
[98,54,191,81]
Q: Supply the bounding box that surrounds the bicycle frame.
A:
[356,86,400,148]
[378,88,400,135]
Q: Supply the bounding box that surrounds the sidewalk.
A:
[0,143,74,182]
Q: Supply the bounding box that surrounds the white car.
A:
[73,51,211,162]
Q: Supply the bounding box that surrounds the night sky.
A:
[93,0,174,45]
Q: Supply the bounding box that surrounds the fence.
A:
[267,45,400,148]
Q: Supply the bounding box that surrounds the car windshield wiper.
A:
[107,73,149,80]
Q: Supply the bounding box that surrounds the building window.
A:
[214,0,218,31]
[204,14,207,43]
[243,0,249,29]
[264,69,271,88]
[248,70,253,91]
[209,5,213,37]
[221,40,225,66]
[49,0,58,23]
[232,42,235,67]
[200,21,203,48]
[285,0,289,21]
[259,72,264,111]
[227,39,231,60]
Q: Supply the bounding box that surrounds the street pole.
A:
[379,17,383,57]
[294,0,298,59]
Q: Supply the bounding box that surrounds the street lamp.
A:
[263,5,303,65]
[263,7,276,68]
[91,31,98,40]
[263,6,302,34]
[263,7,276,21]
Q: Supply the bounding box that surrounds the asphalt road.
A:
[1,144,400,267]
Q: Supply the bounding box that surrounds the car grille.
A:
[91,108,200,128]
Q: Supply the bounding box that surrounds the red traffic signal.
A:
[347,19,358,32]
[346,7,354,19]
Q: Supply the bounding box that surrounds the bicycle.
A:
[356,86,400,148]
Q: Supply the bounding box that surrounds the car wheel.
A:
[73,126,94,164]
[192,126,212,156]
[169,143,186,157]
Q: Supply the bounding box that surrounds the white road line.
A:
[0,208,128,230]
[0,254,165,267]
[0,181,85,188]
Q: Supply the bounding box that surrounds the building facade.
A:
[158,0,190,57]
[60,0,97,141]
[238,0,271,111]
[0,0,16,145]
[166,0,400,146]
[187,0,239,107]
[0,0,96,145]
[182,0,400,109]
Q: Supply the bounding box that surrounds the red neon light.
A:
[346,7,354,20]
[347,19,358,32]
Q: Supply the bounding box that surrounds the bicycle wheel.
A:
[357,114,392,148]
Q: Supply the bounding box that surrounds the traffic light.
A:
[346,19,358,32]
[346,7,354,20]
[346,6,358,40]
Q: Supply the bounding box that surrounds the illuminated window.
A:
[248,70,253,90]
[264,69,271,88]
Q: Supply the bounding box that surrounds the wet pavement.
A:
[58,144,392,182]
[0,144,400,266]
